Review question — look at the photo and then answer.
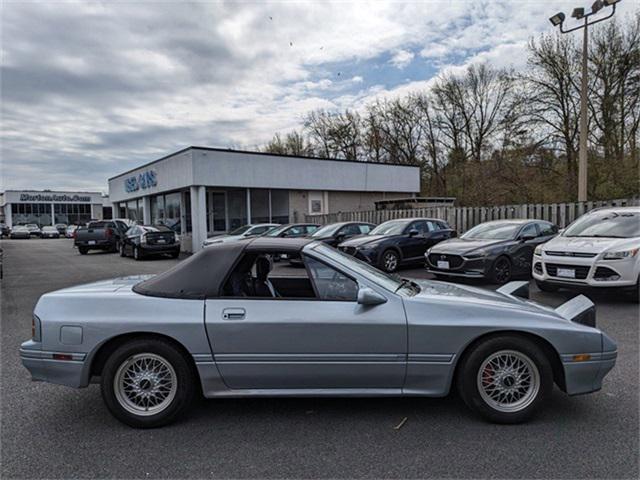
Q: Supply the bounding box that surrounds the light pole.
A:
[549,0,621,202]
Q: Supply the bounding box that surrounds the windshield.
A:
[370,220,409,236]
[462,222,521,240]
[311,223,343,238]
[564,211,640,238]
[265,225,290,237]
[228,225,252,236]
[311,243,418,295]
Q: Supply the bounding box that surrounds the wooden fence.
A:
[305,198,639,233]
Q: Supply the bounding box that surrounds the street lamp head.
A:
[603,0,621,5]
[591,0,604,13]
[549,12,565,26]
[572,7,585,19]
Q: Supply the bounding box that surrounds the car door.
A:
[124,226,138,254]
[400,221,432,260]
[334,223,362,246]
[511,223,539,274]
[204,253,407,390]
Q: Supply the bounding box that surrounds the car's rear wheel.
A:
[380,249,399,273]
[120,243,127,257]
[170,250,180,259]
[78,247,88,255]
[457,335,552,424]
[535,280,559,293]
[490,256,512,284]
[101,338,196,428]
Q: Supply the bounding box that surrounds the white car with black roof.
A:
[532,206,640,299]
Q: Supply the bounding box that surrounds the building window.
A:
[270,190,289,224]
[250,189,270,223]
[164,192,181,233]
[227,189,247,230]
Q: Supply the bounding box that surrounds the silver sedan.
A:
[21,238,616,428]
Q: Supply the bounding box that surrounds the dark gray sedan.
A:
[426,220,558,283]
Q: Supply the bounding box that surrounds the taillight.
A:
[32,315,41,342]
[105,228,113,238]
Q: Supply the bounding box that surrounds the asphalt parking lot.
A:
[1,238,638,479]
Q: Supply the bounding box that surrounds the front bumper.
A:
[425,253,489,278]
[562,350,617,395]
[532,254,638,288]
[20,340,87,388]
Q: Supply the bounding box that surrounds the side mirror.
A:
[408,229,419,237]
[357,287,387,306]
[520,234,536,242]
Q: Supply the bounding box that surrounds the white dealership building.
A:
[0,190,108,228]
[108,146,420,252]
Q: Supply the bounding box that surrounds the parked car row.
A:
[1,222,76,239]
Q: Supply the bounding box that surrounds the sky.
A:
[1,0,636,194]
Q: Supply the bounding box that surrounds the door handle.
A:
[222,308,246,320]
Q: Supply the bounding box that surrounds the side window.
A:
[520,223,538,238]
[305,225,318,234]
[358,224,373,234]
[339,224,361,236]
[426,221,439,232]
[287,226,304,236]
[538,222,557,236]
[127,227,137,236]
[305,256,358,301]
[410,221,430,234]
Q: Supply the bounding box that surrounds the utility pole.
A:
[548,0,621,202]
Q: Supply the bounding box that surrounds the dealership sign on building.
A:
[19,193,92,202]
[125,170,157,193]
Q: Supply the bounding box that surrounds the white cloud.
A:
[390,49,415,69]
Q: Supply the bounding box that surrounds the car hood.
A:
[339,234,394,247]
[49,275,155,295]
[428,237,509,255]
[542,235,640,254]
[407,279,561,318]
[204,235,240,245]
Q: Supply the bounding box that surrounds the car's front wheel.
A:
[133,246,143,261]
[101,338,196,428]
[490,256,512,284]
[380,249,399,273]
[457,335,552,424]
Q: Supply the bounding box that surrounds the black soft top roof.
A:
[132,237,315,299]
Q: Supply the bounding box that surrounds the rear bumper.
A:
[20,340,87,388]
[562,350,617,395]
[141,243,180,254]
[75,240,114,249]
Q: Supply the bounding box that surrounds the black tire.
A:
[112,240,120,253]
[100,338,196,428]
[78,247,88,255]
[457,335,553,424]
[535,280,559,293]
[380,249,400,273]
[133,246,143,261]
[490,256,512,284]
[120,242,127,257]
[629,276,639,303]
[170,250,180,259]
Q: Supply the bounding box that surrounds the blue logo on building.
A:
[125,170,157,193]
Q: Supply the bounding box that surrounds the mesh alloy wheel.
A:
[113,353,178,417]
[476,350,540,413]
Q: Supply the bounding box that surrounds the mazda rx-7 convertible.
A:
[21,238,616,428]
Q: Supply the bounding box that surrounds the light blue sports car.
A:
[21,238,617,428]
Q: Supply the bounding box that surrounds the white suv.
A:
[532,206,639,298]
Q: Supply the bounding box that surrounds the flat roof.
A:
[109,146,417,181]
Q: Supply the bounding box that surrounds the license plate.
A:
[157,239,166,244]
[280,254,288,259]
[557,268,575,278]
[88,240,96,245]
[437,260,450,269]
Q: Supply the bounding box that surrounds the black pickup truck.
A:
[74,220,130,255]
